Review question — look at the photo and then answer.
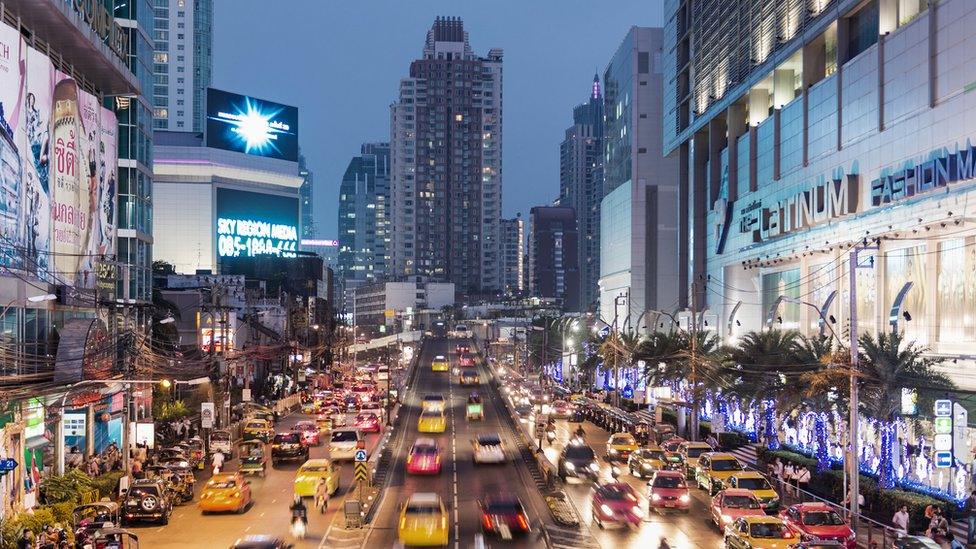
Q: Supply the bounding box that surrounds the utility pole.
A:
[689,278,699,442]
[847,246,869,527]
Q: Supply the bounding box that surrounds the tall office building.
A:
[338,143,391,284]
[389,17,503,296]
[115,0,157,317]
[529,207,580,311]
[500,216,525,295]
[152,0,213,131]
[598,27,681,331]
[299,153,315,238]
[663,0,976,381]
[559,74,604,311]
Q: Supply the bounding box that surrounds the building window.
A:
[845,0,879,62]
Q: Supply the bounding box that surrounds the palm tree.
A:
[857,331,953,489]
[794,334,847,471]
[599,331,642,406]
[726,330,807,449]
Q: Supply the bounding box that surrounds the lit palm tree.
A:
[794,334,847,471]
[726,330,806,449]
[599,331,642,405]
[857,331,953,489]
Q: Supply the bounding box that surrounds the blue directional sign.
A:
[935,451,953,468]
[0,458,18,476]
[935,399,952,417]
[598,326,611,338]
[354,449,368,463]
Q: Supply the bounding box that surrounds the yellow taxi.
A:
[293,458,340,498]
[199,472,252,514]
[694,452,744,495]
[728,471,780,512]
[242,419,274,443]
[724,516,798,549]
[680,441,715,478]
[417,410,447,433]
[605,432,639,462]
[431,355,450,372]
[315,413,332,433]
[398,492,449,547]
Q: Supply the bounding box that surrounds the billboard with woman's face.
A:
[0,20,117,288]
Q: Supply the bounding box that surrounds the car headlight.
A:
[564,462,575,471]
[679,494,690,503]
[600,504,613,516]
[846,533,856,541]
[650,493,661,501]
[609,448,618,454]
[589,462,600,472]
[721,514,733,524]
[632,506,644,518]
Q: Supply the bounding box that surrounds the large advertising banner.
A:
[215,187,299,261]
[0,21,117,288]
[205,88,299,162]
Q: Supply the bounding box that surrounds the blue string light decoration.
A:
[814,412,830,473]
[763,400,779,450]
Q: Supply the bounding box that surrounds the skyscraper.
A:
[389,17,503,296]
[152,0,214,131]
[299,153,315,238]
[529,207,580,311]
[500,216,525,296]
[598,27,680,331]
[559,74,604,311]
[338,143,391,285]
[116,0,157,318]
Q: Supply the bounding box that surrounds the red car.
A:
[291,421,320,446]
[780,503,855,548]
[710,489,765,529]
[406,438,441,475]
[456,344,470,354]
[459,353,475,367]
[647,470,691,513]
[591,482,644,528]
[479,494,531,538]
[355,412,381,433]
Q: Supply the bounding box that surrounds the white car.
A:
[472,434,506,464]
[329,428,364,461]
[422,395,445,413]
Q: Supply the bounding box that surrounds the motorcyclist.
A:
[290,495,308,525]
[574,424,586,439]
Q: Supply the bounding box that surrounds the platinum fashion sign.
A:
[740,174,859,243]
[871,145,976,206]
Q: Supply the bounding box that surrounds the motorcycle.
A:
[290,517,307,539]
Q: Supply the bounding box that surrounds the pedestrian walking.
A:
[796,466,811,495]
[927,507,949,543]
[212,450,225,475]
[965,490,976,545]
[892,505,910,534]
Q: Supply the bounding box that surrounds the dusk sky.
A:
[213,0,664,240]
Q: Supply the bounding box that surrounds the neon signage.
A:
[216,217,297,258]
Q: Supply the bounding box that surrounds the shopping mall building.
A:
[665,0,976,389]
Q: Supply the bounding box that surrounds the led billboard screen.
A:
[205,88,298,162]
[0,21,118,288]
[215,188,299,260]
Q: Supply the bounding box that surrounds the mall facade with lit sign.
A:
[665,0,976,391]
[152,90,303,274]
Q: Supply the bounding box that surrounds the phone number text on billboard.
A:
[216,217,297,259]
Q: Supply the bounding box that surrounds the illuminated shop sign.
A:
[871,145,976,206]
[214,188,299,260]
[740,174,858,243]
[205,88,299,161]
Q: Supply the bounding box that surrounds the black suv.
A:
[557,443,599,482]
[271,432,308,465]
[122,479,172,525]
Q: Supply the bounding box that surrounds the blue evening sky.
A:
[213,0,663,239]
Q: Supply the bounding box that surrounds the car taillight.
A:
[441,516,447,529]
[435,455,441,464]
[233,491,240,498]
[482,513,493,531]
[517,513,528,530]
[399,517,406,530]
[407,455,413,464]
[783,531,793,538]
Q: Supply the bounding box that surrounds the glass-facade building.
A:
[663,0,976,386]
[116,0,156,315]
[152,0,213,132]
[338,143,391,285]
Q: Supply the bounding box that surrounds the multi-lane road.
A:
[365,338,556,548]
[134,339,723,548]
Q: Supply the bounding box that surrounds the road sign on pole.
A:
[201,402,215,429]
[354,462,370,483]
[354,449,367,462]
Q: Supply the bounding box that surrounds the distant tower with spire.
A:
[557,74,605,312]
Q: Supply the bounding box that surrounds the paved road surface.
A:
[365,338,555,549]
[133,404,385,548]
